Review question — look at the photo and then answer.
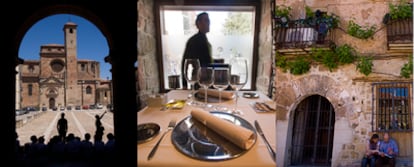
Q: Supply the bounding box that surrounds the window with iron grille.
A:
[372,82,412,132]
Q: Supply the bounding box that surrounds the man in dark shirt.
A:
[181,12,213,89]
[57,113,68,141]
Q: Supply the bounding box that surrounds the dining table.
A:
[137,90,276,167]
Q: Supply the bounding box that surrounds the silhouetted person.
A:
[57,113,68,141]
[95,111,107,130]
[181,12,213,89]
[80,133,94,162]
[95,111,107,140]
[104,133,116,166]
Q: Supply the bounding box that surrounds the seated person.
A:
[361,133,380,167]
[376,132,399,167]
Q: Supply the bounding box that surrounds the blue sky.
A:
[19,14,111,80]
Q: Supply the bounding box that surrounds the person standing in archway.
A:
[57,113,68,141]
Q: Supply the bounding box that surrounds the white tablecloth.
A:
[138,90,276,167]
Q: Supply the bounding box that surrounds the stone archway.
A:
[3,1,138,166]
[275,74,353,166]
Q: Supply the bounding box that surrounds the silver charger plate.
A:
[171,111,257,161]
[137,123,160,144]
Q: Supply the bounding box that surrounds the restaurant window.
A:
[372,82,413,132]
[28,84,33,96]
[155,1,260,91]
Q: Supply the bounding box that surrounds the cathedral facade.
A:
[17,21,112,110]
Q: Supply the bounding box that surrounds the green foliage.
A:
[275,6,292,18]
[275,54,288,72]
[274,6,292,28]
[347,20,377,39]
[222,13,253,35]
[389,1,413,20]
[275,45,362,75]
[305,6,314,19]
[400,58,413,78]
[301,7,340,32]
[288,57,310,75]
[320,50,337,71]
[335,44,356,64]
[356,56,373,76]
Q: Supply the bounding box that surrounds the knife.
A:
[254,120,276,162]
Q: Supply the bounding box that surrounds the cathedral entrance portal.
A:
[49,98,56,110]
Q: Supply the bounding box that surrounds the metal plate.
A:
[242,92,259,99]
[137,123,160,144]
[194,92,233,103]
[171,111,257,161]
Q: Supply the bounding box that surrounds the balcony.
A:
[386,19,413,53]
[274,20,335,56]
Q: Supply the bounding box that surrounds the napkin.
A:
[197,88,234,100]
[190,108,255,150]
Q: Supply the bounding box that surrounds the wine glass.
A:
[184,58,200,105]
[211,64,230,111]
[198,67,214,109]
[228,57,248,115]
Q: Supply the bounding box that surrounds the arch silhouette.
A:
[3,1,138,166]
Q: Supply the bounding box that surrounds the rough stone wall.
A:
[256,0,273,96]
[137,0,158,104]
[274,0,412,166]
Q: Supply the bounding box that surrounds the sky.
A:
[19,14,111,80]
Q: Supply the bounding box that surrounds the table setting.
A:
[137,89,276,167]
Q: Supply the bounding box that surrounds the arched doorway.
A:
[291,95,335,166]
[48,98,56,109]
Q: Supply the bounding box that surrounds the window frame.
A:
[372,82,413,132]
[154,0,261,93]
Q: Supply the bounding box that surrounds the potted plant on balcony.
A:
[383,1,412,43]
[274,5,292,28]
[383,1,412,24]
[301,7,339,41]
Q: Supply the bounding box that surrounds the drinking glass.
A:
[184,59,200,105]
[198,67,214,109]
[211,64,230,111]
[228,57,248,115]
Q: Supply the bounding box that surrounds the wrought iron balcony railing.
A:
[274,21,335,50]
[386,19,413,46]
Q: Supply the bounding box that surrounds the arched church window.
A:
[28,65,35,73]
[91,63,95,73]
[86,86,92,94]
[81,63,86,71]
[28,84,33,96]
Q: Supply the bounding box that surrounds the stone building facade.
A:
[273,0,413,166]
[18,21,112,110]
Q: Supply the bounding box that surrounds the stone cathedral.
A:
[17,21,112,110]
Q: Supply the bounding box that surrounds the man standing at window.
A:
[181,12,212,89]
[376,132,399,167]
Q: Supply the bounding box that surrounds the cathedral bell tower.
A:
[63,22,79,106]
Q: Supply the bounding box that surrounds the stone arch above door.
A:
[274,74,353,120]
